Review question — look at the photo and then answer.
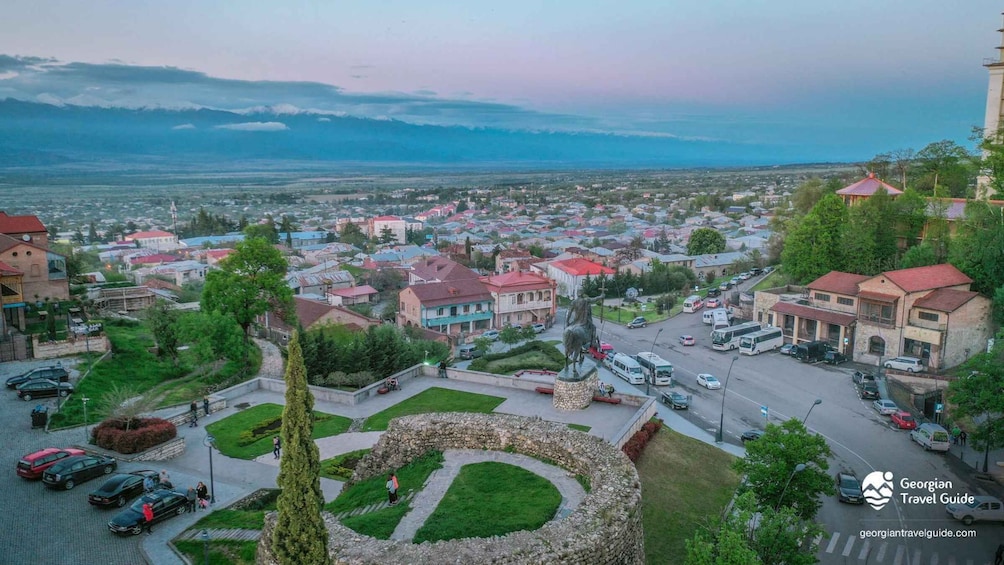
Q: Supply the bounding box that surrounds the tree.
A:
[273,332,329,564]
[146,301,180,362]
[202,237,294,343]
[244,220,279,244]
[899,243,938,269]
[948,200,1004,296]
[892,188,929,247]
[687,228,727,256]
[781,194,847,283]
[993,285,1004,327]
[947,350,1004,472]
[733,419,835,520]
[841,187,897,275]
[789,178,825,216]
[88,221,99,244]
[972,126,1004,198]
[913,140,974,197]
[339,222,367,248]
[499,325,522,351]
[890,148,916,189]
[379,226,396,244]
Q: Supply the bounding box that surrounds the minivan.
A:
[682,295,704,313]
[910,423,950,452]
[458,343,484,360]
[883,356,925,373]
[792,341,830,363]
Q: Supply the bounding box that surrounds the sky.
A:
[1,1,1002,162]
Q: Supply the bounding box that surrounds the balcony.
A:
[423,311,493,327]
[858,314,895,328]
[907,317,947,332]
[496,300,553,314]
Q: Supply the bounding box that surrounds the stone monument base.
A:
[554,366,599,411]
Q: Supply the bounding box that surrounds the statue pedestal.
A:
[554,361,599,411]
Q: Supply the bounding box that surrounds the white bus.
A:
[711,321,761,351]
[635,351,673,386]
[610,353,645,385]
[682,295,705,313]
[738,327,785,355]
[712,309,731,330]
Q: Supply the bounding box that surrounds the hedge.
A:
[91,417,177,454]
[622,419,663,463]
[468,340,565,373]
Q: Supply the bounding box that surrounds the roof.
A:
[405,279,492,307]
[0,260,22,276]
[550,258,615,277]
[410,256,480,282]
[691,251,748,268]
[770,301,856,326]
[835,173,904,197]
[291,296,339,328]
[126,230,175,240]
[881,264,972,293]
[372,215,403,222]
[808,271,869,296]
[328,285,379,298]
[0,233,53,255]
[480,271,554,292]
[926,198,1004,221]
[0,212,46,235]
[130,254,179,264]
[912,288,980,312]
[857,290,899,303]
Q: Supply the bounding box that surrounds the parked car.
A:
[481,330,500,341]
[108,489,190,535]
[835,472,865,504]
[873,399,899,415]
[718,281,733,291]
[5,365,70,389]
[705,298,721,309]
[883,356,925,373]
[679,335,696,346]
[945,496,1004,525]
[779,343,796,356]
[852,370,876,385]
[661,391,689,410]
[706,287,721,298]
[859,382,880,400]
[588,342,614,360]
[16,379,73,401]
[89,470,160,508]
[739,272,751,281]
[890,411,917,430]
[740,429,764,443]
[750,268,762,276]
[458,343,484,360]
[626,317,647,329]
[697,373,721,390]
[910,423,951,452]
[42,455,117,490]
[16,447,86,479]
[730,277,741,286]
[823,350,848,365]
[763,266,775,274]
[531,323,546,334]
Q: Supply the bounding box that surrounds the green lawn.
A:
[413,462,561,543]
[592,304,670,326]
[361,387,505,431]
[326,450,445,515]
[750,269,788,293]
[478,350,558,374]
[206,403,353,459]
[340,503,411,539]
[175,540,257,565]
[636,426,741,564]
[192,509,268,530]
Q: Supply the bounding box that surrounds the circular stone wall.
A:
[257,412,645,565]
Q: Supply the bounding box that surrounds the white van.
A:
[702,310,715,325]
[683,295,704,313]
[610,353,645,385]
[910,423,950,452]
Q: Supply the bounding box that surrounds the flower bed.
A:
[91,417,177,454]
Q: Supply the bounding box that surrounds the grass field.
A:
[750,269,789,292]
[327,450,444,522]
[361,387,505,431]
[478,350,556,374]
[206,403,353,459]
[320,449,370,481]
[636,426,741,564]
[175,540,257,565]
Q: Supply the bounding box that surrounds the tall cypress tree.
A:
[273,331,329,564]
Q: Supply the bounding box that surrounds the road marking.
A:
[825,532,841,554]
[911,549,920,565]
[841,535,855,556]
[876,541,887,562]
[858,539,871,560]
[931,552,938,565]
[893,545,904,565]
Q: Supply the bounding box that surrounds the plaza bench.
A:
[535,387,555,395]
[592,396,622,404]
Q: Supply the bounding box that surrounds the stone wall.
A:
[131,436,186,461]
[162,396,227,428]
[257,412,645,565]
[553,372,597,410]
[32,335,110,359]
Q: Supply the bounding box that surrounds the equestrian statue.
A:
[562,293,604,379]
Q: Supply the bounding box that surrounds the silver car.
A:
[873,399,899,415]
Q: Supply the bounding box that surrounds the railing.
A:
[858,314,895,327]
[422,312,494,327]
[907,318,948,332]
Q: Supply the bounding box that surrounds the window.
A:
[837,297,854,306]
[757,312,763,322]
[511,296,516,305]
[860,301,895,326]
[814,293,831,302]
[918,311,939,322]
[476,304,483,312]
[463,305,470,314]
[437,308,444,316]
[869,336,886,355]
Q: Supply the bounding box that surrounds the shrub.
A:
[92,417,177,454]
[622,419,663,463]
[469,340,564,372]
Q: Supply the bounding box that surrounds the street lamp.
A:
[647,328,663,396]
[203,434,216,504]
[775,463,807,510]
[715,355,740,444]
[82,396,90,443]
[802,399,822,425]
[200,529,210,565]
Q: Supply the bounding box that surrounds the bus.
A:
[710,321,761,351]
[635,352,673,386]
[738,327,784,355]
[610,353,645,384]
[712,309,731,330]
[682,295,705,313]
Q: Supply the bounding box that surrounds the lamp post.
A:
[82,396,90,442]
[204,434,216,504]
[776,463,807,510]
[647,328,663,396]
[200,529,210,565]
[715,355,740,444]
[802,399,822,425]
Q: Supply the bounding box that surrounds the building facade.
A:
[537,258,614,299]
[125,230,179,251]
[368,216,408,244]
[480,271,557,328]
[397,279,493,336]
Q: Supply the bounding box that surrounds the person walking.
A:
[386,474,398,505]
[951,425,961,445]
[959,430,968,446]
[142,502,155,535]
[196,481,209,509]
[159,470,172,489]
[143,474,155,493]
[189,401,199,427]
[186,486,198,513]
[273,436,281,459]
[203,396,210,418]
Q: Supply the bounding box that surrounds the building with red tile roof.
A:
[397,278,493,337]
[537,258,614,298]
[0,233,68,308]
[327,284,379,306]
[481,271,557,328]
[0,212,49,249]
[835,173,903,207]
[408,256,479,285]
[260,296,381,340]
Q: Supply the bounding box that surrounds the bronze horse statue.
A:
[562,293,604,378]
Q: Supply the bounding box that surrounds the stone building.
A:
[480,270,557,328]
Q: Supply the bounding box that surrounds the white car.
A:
[531,323,546,334]
[883,356,925,373]
[705,298,721,309]
[482,330,500,341]
[697,374,721,390]
[945,496,1004,525]
[873,399,899,415]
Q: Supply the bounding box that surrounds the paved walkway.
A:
[252,431,384,466]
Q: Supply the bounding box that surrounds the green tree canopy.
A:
[841,187,898,275]
[687,228,727,256]
[948,200,1004,296]
[947,349,1004,471]
[899,243,939,270]
[339,222,367,248]
[912,140,975,197]
[780,194,848,283]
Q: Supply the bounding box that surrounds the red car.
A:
[890,411,917,430]
[588,342,614,360]
[16,447,86,479]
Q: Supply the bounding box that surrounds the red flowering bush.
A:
[622,418,663,463]
[92,417,177,454]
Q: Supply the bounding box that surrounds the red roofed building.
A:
[537,258,614,298]
[835,173,904,207]
[754,263,990,370]
[481,271,557,328]
[408,256,479,285]
[0,233,69,308]
[0,212,49,249]
[260,296,381,342]
[125,230,179,251]
[129,254,179,266]
[397,278,493,337]
[0,259,26,332]
[327,284,379,306]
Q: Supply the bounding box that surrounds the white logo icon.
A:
[862,471,894,510]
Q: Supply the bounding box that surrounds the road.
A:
[582,278,1002,565]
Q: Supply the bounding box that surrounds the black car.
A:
[16,378,73,401]
[42,455,117,490]
[706,287,721,298]
[852,371,876,385]
[859,382,880,400]
[6,365,69,389]
[740,429,764,443]
[661,391,689,410]
[108,489,189,535]
[824,350,848,365]
[88,470,160,507]
[836,472,864,504]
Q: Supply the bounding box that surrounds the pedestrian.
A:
[142,502,155,535]
[189,400,199,427]
[995,543,1004,565]
[273,435,281,459]
[186,486,197,512]
[203,396,210,418]
[439,360,448,378]
[159,470,172,489]
[143,474,155,493]
[196,481,209,509]
[386,473,398,505]
[951,425,961,444]
[959,430,968,446]
[606,383,615,398]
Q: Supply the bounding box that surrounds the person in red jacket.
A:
[142,502,155,535]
